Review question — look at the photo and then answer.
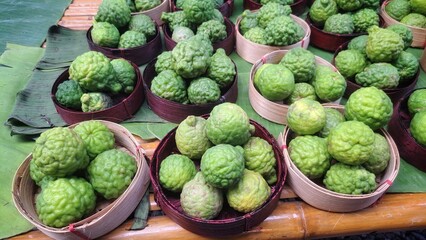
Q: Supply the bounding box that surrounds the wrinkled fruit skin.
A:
[172,26,194,43]
[280,47,316,83]
[55,80,84,110]
[257,2,292,28]
[180,172,223,220]
[348,35,368,55]
[323,13,354,34]
[408,89,426,115]
[335,49,367,79]
[176,116,213,159]
[254,63,295,101]
[135,0,161,11]
[200,144,245,189]
[285,82,317,104]
[226,169,271,213]
[239,10,259,35]
[319,108,345,138]
[159,154,197,192]
[400,13,426,28]
[155,51,175,73]
[80,92,113,112]
[363,133,391,174]
[128,14,156,38]
[110,58,136,94]
[344,86,393,130]
[182,0,215,24]
[335,0,362,11]
[196,20,227,43]
[88,149,137,199]
[244,27,268,45]
[206,103,255,146]
[392,51,419,83]
[161,11,195,32]
[36,178,96,227]
[151,70,188,103]
[386,24,413,50]
[187,77,221,104]
[118,30,147,49]
[411,0,426,15]
[287,99,326,135]
[91,22,120,48]
[265,16,304,46]
[352,8,379,33]
[327,121,375,165]
[385,0,411,21]
[73,120,115,159]
[243,137,277,184]
[366,26,404,63]
[29,160,56,187]
[95,0,131,29]
[312,66,346,102]
[206,48,236,88]
[309,0,338,26]
[323,163,376,194]
[410,111,426,146]
[32,127,89,178]
[289,135,331,179]
[355,63,400,89]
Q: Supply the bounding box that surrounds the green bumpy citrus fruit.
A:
[352,8,379,33]
[254,63,295,101]
[151,69,188,103]
[386,24,413,50]
[345,87,393,130]
[411,0,426,15]
[280,47,316,83]
[347,35,368,55]
[110,58,136,94]
[226,169,271,213]
[36,178,96,227]
[287,99,326,135]
[243,137,277,184]
[392,51,419,83]
[323,163,376,195]
[73,120,115,159]
[118,30,147,49]
[334,49,367,79]
[29,160,56,187]
[206,103,255,146]
[55,79,84,110]
[32,127,89,178]
[366,26,404,63]
[180,172,223,220]
[285,82,317,104]
[400,13,426,28]
[408,89,426,115]
[155,51,175,74]
[200,144,245,189]
[410,111,426,146]
[187,77,221,104]
[159,154,197,192]
[363,133,391,174]
[355,63,400,89]
[87,149,137,199]
[385,0,411,21]
[289,135,331,179]
[91,21,120,48]
[319,108,345,138]
[309,0,338,26]
[175,116,213,159]
[327,121,375,165]
[312,66,346,102]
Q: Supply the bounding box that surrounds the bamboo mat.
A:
[10,0,426,239]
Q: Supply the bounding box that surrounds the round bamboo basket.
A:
[131,0,170,25]
[235,14,311,64]
[12,121,151,240]
[379,0,426,48]
[150,115,287,237]
[421,47,426,71]
[278,104,400,213]
[249,50,341,125]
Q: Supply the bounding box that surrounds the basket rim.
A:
[131,0,169,15]
[12,120,149,234]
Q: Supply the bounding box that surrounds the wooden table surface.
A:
[12,0,426,239]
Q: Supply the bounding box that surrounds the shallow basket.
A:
[131,0,170,25]
[150,116,287,236]
[235,14,311,64]
[51,59,144,125]
[380,0,426,48]
[142,58,238,123]
[243,0,308,16]
[163,17,236,55]
[278,105,400,213]
[170,0,234,17]
[306,14,384,52]
[12,120,150,240]
[86,22,162,66]
[421,46,426,71]
[387,88,426,172]
[249,50,341,124]
[332,42,420,104]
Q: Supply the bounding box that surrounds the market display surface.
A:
[1,0,426,239]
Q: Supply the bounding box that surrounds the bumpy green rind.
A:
[323,14,354,34]
[180,172,223,220]
[155,51,175,73]
[312,67,346,102]
[94,0,131,29]
[80,92,114,112]
[289,135,331,179]
[182,0,215,24]
[226,169,271,213]
[243,137,277,184]
[187,77,221,104]
[287,99,326,135]
[265,16,304,46]
[285,82,317,104]
[335,49,367,79]
[36,178,96,227]
[328,121,375,165]
[363,133,391,174]
[257,2,292,28]
[319,108,345,138]
[344,87,393,130]
[172,26,194,42]
[91,22,120,48]
[254,63,295,101]
[111,58,136,94]
[323,163,376,194]
[206,48,236,88]
[73,120,115,159]
[335,0,363,11]
[159,154,197,192]
[392,51,419,83]
[239,10,258,35]
[197,20,227,43]
[366,26,404,63]
[408,89,426,114]
[201,144,245,188]
[355,63,400,89]
[280,47,316,83]
[352,8,379,33]
[161,11,195,32]
[385,0,411,21]
[347,35,368,55]
[151,70,188,103]
[411,0,426,15]
[32,127,89,177]
[135,0,161,11]
[88,149,137,199]
[309,0,338,26]
[128,14,156,38]
[386,24,413,50]
[118,30,147,49]
[410,111,426,146]
[55,80,84,110]
[243,27,268,45]
[176,116,213,159]
[400,13,426,28]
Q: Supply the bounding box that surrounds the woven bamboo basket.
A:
[12,120,150,239]
[242,0,308,16]
[235,14,311,64]
[51,59,145,125]
[249,50,341,125]
[131,0,170,25]
[387,88,426,172]
[278,104,400,213]
[421,47,426,71]
[380,0,426,48]
[150,115,287,237]
[332,42,420,104]
[170,0,234,17]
